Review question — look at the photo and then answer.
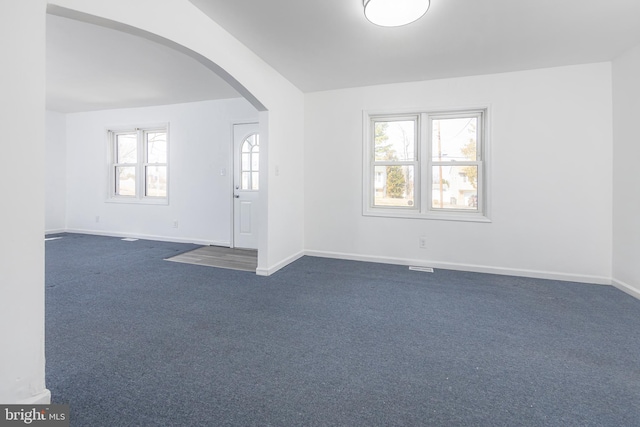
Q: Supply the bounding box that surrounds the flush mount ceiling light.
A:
[363,0,430,27]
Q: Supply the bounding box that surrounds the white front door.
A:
[233,123,260,249]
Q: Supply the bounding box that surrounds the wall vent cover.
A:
[409,266,434,273]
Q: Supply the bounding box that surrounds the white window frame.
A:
[107,124,169,205]
[363,108,490,222]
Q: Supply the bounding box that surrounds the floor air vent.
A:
[409,266,434,273]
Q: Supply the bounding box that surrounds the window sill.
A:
[106,197,169,206]
[363,208,491,223]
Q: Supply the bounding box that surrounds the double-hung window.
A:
[364,109,489,221]
[108,125,169,204]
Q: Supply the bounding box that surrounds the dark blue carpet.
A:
[45,233,640,426]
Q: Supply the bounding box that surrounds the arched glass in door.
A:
[241,134,259,190]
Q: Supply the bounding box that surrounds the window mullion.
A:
[138,129,144,199]
[424,114,433,214]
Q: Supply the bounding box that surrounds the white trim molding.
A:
[612,278,640,300]
[256,250,305,276]
[304,249,612,285]
[106,123,170,205]
[44,228,66,236]
[18,390,51,405]
[45,230,624,288]
[363,107,491,223]
[63,228,229,247]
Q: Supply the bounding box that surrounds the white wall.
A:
[48,0,306,275]
[258,103,305,274]
[0,0,50,404]
[612,43,640,297]
[46,111,67,233]
[62,98,258,245]
[305,63,613,283]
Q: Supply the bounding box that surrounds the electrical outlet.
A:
[419,236,427,249]
[173,220,179,228]
[95,216,100,223]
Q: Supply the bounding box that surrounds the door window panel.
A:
[240,134,259,190]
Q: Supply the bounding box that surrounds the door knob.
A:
[234,195,240,198]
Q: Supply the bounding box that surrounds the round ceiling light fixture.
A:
[363,0,430,27]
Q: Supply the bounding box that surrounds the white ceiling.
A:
[47,1,640,112]
[189,0,640,92]
[46,14,240,113]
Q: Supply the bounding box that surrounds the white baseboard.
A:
[44,228,65,235]
[304,249,612,285]
[612,278,640,300]
[257,250,305,276]
[45,230,619,286]
[63,228,229,247]
[18,389,51,405]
